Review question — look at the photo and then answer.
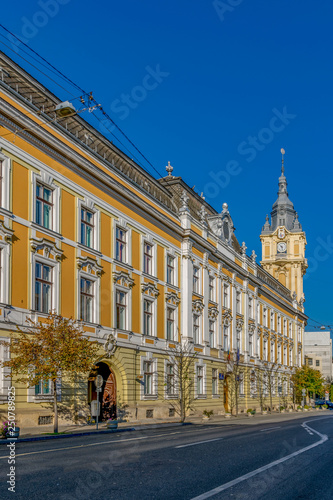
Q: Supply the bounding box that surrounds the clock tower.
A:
[260,151,307,301]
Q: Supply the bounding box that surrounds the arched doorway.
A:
[88,362,117,421]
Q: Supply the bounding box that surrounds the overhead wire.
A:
[0,24,187,207]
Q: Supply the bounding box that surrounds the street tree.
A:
[261,362,280,412]
[163,339,198,423]
[291,364,325,403]
[0,313,100,433]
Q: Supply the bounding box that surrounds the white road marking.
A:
[260,427,281,432]
[175,438,223,449]
[190,421,328,500]
[0,430,182,459]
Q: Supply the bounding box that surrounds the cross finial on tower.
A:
[166,161,173,177]
[280,148,285,175]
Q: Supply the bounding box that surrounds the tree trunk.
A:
[53,379,58,433]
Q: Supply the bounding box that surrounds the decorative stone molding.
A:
[192,299,204,314]
[141,282,159,298]
[166,291,180,306]
[208,306,219,320]
[236,317,244,330]
[112,271,135,288]
[0,221,14,243]
[77,256,103,276]
[30,237,63,261]
[103,333,117,357]
[248,322,256,334]
[222,310,232,326]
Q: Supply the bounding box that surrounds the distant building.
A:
[304,331,333,380]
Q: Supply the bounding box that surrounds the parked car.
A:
[315,399,327,406]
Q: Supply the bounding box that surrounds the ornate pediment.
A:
[236,317,244,331]
[222,309,232,326]
[248,322,256,334]
[192,299,204,314]
[166,291,180,306]
[30,237,63,261]
[77,256,103,276]
[208,306,219,320]
[113,271,135,288]
[141,282,159,298]
[207,203,235,245]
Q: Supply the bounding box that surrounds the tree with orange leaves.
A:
[0,313,100,433]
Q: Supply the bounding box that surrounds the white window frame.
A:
[193,313,201,345]
[209,276,216,302]
[249,334,253,356]
[270,311,275,331]
[223,283,230,308]
[195,362,206,398]
[77,198,100,251]
[77,268,100,325]
[212,368,218,396]
[223,324,229,351]
[142,238,155,276]
[270,341,275,362]
[209,319,216,348]
[140,354,157,400]
[0,226,11,305]
[27,372,61,403]
[166,304,177,341]
[115,223,129,264]
[193,266,201,294]
[236,289,242,314]
[166,253,177,286]
[142,296,155,337]
[32,172,60,234]
[164,359,177,399]
[115,287,129,331]
[248,296,253,319]
[31,252,60,314]
[0,152,11,212]
[263,307,267,327]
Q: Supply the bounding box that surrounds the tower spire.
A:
[281,148,285,175]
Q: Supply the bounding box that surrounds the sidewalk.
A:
[1,409,331,444]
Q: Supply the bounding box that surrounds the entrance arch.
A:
[88,362,117,421]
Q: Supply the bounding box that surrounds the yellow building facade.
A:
[0,52,307,427]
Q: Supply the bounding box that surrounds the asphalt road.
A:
[0,415,332,500]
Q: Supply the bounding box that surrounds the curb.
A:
[0,421,192,444]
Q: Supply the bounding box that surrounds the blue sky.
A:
[0,0,332,331]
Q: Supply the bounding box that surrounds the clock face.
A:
[277,242,287,253]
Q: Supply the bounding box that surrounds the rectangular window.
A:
[316,360,320,367]
[263,308,267,327]
[193,266,200,294]
[35,262,52,313]
[283,318,287,335]
[166,255,175,285]
[278,344,282,363]
[166,363,175,396]
[144,243,153,275]
[308,358,313,366]
[209,320,215,348]
[166,307,175,341]
[236,290,241,314]
[193,314,200,344]
[270,342,275,362]
[143,299,153,336]
[35,379,51,396]
[144,361,153,395]
[248,297,253,319]
[289,348,293,367]
[116,290,127,329]
[263,340,267,361]
[80,278,93,322]
[223,325,229,351]
[209,276,215,302]
[116,227,127,262]
[236,330,241,351]
[36,183,53,229]
[212,368,218,395]
[284,346,287,364]
[271,311,275,330]
[249,334,253,356]
[223,284,229,308]
[277,316,281,334]
[81,208,94,248]
[289,323,292,337]
[197,366,204,395]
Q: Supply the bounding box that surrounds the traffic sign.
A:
[302,389,306,396]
